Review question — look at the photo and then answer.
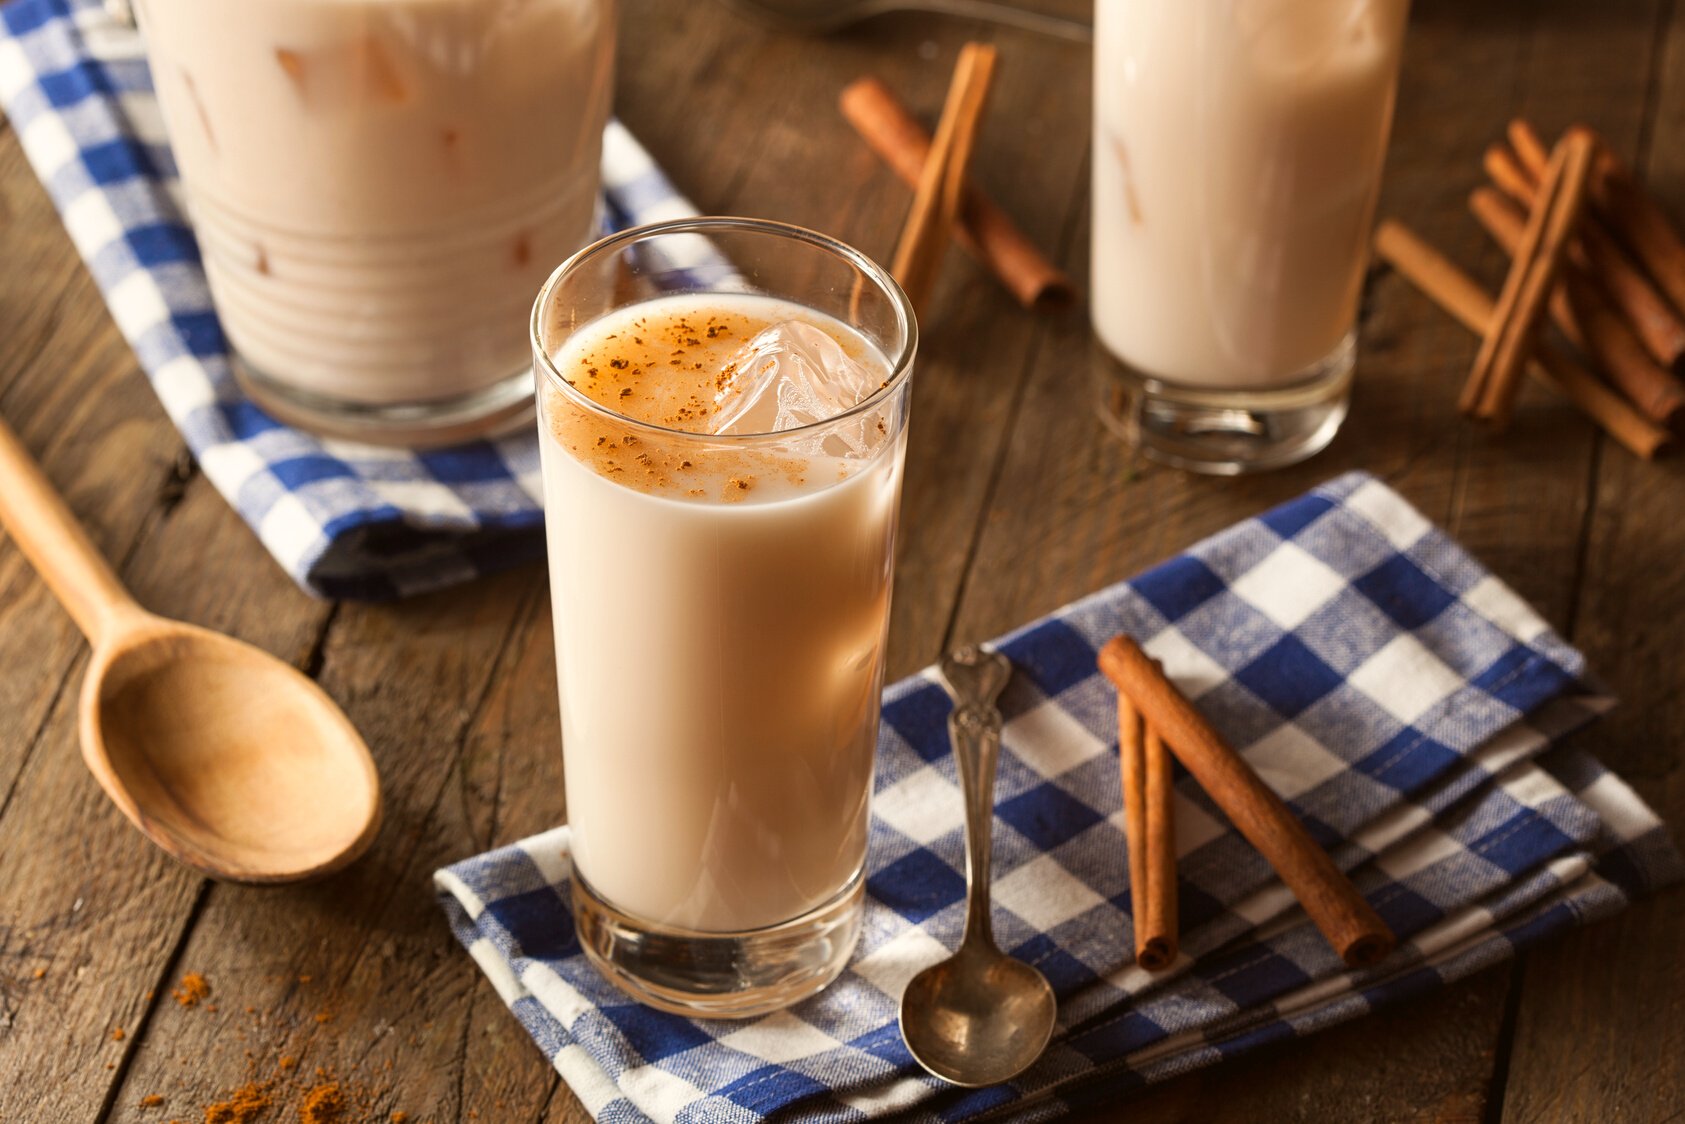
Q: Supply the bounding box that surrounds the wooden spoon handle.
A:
[0,415,140,642]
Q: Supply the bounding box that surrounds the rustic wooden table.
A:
[3,1,1682,1120]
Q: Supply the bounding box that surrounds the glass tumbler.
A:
[137,0,615,445]
[1091,0,1409,473]
[531,218,917,1017]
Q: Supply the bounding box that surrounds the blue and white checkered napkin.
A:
[0,0,699,599]
[435,472,1681,1123]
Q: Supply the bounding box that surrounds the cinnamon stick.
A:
[1512,119,1685,322]
[1142,722,1178,970]
[1118,691,1177,971]
[1484,141,1538,205]
[890,44,999,316]
[1119,693,1149,951]
[1470,187,1685,425]
[1506,118,1550,179]
[1485,142,1685,369]
[1373,219,1670,459]
[1098,636,1395,970]
[842,76,1073,310]
[1463,130,1596,428]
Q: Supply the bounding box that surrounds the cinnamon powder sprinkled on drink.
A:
[546,300,891,500]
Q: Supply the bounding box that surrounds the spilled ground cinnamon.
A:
[205,1081,272,1124]
[173,972,211,1008]
[134,972,414,1123]
[299,1083,349,1124]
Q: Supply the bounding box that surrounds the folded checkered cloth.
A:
[0,0,699,599]
[435,473,1680,1123]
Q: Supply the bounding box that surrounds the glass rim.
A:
[529,216,918,444]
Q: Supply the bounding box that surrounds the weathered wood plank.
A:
[97,571,541,1123]
[0,476,336,1124]
[453,596,575,1122]
[1119,972,1511,1124]
[0,109,335,1121]
[0,126,181,824]
[1497,3,1685,1117]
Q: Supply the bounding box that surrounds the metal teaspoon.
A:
[900,645,1057,1087]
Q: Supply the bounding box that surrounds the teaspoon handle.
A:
[949,702,1003,947]
[0,415,142,643]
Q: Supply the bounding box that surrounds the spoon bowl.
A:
[901,942,1056,1087]
[83,617,381,882]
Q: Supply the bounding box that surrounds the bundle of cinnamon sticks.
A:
[1376,119,1685,458]
[1098,635,1395,972]
[841,53,1072,315]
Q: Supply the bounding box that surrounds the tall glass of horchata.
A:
[1091,0,1410,473]
[531,218,916,1016]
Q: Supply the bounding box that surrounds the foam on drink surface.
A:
[545,294,893,504]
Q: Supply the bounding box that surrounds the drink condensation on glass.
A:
[531,219,916,1017]
[1091,0,1410,474]
[137,0,615,444]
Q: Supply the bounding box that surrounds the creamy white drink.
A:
[139,0,613,420]
[1092,0,1408,387]
[538,294,904,934]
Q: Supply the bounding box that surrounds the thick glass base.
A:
[233,357,535,448]
[1093,333,1354,475]
[571,871,865,1019]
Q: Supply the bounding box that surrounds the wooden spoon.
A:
[0,417,380,883]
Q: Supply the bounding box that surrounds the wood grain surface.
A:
[1,1,1681,1121]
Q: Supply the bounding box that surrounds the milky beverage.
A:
[1092,0,1408,387]
[138,0,613,404]
[538,294,904,933]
